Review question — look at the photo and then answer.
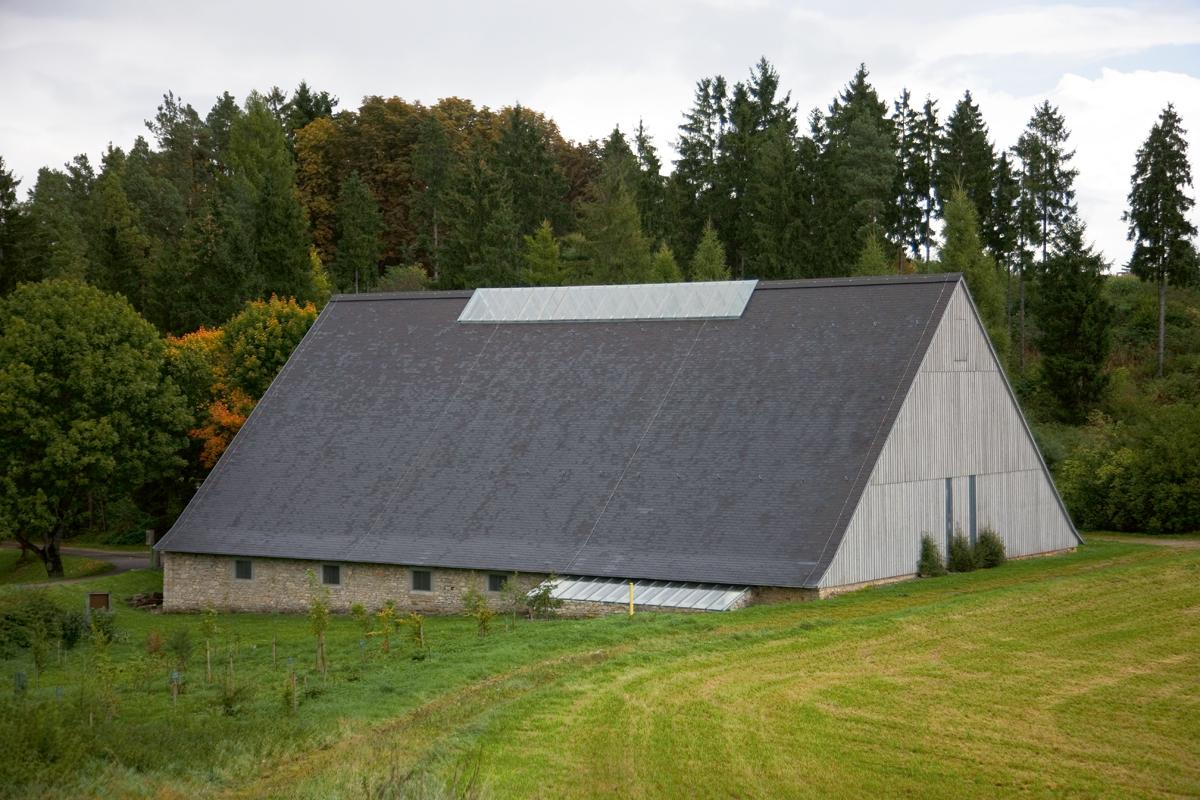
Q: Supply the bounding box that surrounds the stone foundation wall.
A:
[163,552,828,616]
[162,552,547,615]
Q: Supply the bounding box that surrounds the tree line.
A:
[0,61,1197,572]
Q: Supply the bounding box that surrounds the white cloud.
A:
[1,1,1198,268]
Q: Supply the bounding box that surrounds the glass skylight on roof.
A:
[457,281,757,323]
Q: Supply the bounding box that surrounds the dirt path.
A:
[1,542,151,585]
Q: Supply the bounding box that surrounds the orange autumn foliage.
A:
[190,388,255,469]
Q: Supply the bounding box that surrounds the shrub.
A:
[462,588,495,636]
[976,528,1007,568]
[917,534,947,577]
[0,591,64,654]
[60,610,86,650]
[526,575,564,618]
[89,609,117,643]
[145,630,165,657]
[947,531,978,572]
[404,612,427,652]
[165,628,194,670]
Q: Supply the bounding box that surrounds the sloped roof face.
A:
[158,275,958,587]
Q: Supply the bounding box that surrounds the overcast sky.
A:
[2,0,1199,267]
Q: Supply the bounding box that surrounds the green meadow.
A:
[1,537,1197,799]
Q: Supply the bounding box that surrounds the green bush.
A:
[462,587,495,636]
[61,610,86,649]
[89,609,117,643]
[0,591,64,655]
[526,575,564,618]
[917,534,947,577]
[1057,406,1200,533]
[976,528,1007,568]
[947,531,978,572]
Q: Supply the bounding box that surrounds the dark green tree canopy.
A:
[0,280,190,575]
[333,172,384,293]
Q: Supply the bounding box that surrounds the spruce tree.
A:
[820,64,897,275]
[989,152,1021,329]
[333,172,384,293]
[1030,222,1111,422]
[746,119,804,279]
[89,146,156,311]
[936,92,996,233]
[0,156,32,295]
[575,168,654,285]
[1124,104,1199,377]
[521,220,565,286]
[633,121,668,246]
[409,113,455,283]
[939,189,1011,362]
[226,93,314,302]
[855,230,891,276]
[670,76,729,260]
[22,168,89,281]
[891,89,923,263]
[689,222,731,281]
[913,98,941,262]
[493,105,569,236]
[1014,101,1079,264]
[650,243,683,282]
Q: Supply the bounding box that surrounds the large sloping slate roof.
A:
[157,274,960,588]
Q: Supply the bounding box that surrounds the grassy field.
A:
[1,538,1197,799]
[0,549,113,585]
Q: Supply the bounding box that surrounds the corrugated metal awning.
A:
[545,576,749,611]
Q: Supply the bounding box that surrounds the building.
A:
[155,274,1079,614]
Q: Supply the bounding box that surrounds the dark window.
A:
[488,574,508,592]
[322,564,341,585]
[412,569,432,592]
[968,474,977,544]
[234,559,253,580]
[945,477,954,553]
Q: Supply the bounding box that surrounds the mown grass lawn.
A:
[0,548,113,585]
[1,538,1197,799]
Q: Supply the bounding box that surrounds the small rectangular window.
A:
[412,569,432,592]
[321,564,341,585]
[234,559,253,580]
[488,573,508,592]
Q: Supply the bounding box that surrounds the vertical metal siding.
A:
[819,284,1078,589]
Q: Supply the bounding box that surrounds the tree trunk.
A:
[1019,272,1026,374]
[44,539,65,578]
[1158,273,1166,378]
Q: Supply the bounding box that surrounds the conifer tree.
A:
[1014,101,1079,264]
[1124,104,1199,377]
[0,156,32,295]
[939,188,1011,362]
[333,172,384,292]
[746,119,804,279]
[936,92,996,232]
[1030,222,1111,422]
[493,105,569,236]
[820,64,897,275]
[989,152,1021,328]
[689,222,730,281]
[633,121,668,246]
[891,89,923,263]
[226,93,314,301]
[441,142,522,288]
[650,243,683,282]
[89,146,156,310]
[22,168,89,281]
[855,230,891,276]
[521,220,565,286]
[410,113,455,282]
[913,98,940,262]
[670,76,729,259]
[575,169,653,284]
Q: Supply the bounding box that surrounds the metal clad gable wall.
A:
[819,283,1078,589]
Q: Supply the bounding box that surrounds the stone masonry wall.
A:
[163,552,823,615]
[162,552,548,615]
